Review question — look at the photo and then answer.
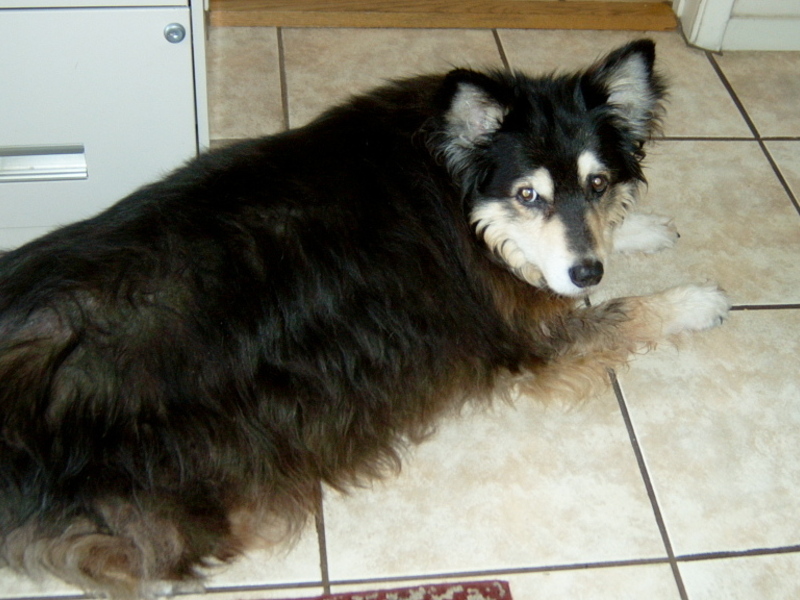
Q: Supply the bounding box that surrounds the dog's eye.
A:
[516,187,539,205]
[590,174,609,195]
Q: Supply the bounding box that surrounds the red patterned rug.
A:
[284,580,512,600]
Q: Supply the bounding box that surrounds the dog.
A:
[0,39,729,598]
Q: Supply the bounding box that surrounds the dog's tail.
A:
[0,308,83,578]
[0,304,217,598]
[0,293,310,597]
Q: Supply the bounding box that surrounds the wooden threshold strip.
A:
[208,0,678,31]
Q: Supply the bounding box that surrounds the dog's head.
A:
[433,40,666,296]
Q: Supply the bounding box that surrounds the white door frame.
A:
[673,0,735,51]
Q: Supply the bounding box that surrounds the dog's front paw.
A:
[613,213,679,255]
[657,284,731,336]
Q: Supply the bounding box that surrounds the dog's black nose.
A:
[569,259,604,288]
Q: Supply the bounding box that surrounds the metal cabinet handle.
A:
[0,146,87,183]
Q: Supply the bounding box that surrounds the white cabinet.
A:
[0,0,208,248]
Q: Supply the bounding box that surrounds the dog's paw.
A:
[657,284,731,336]
[613,213,679,254]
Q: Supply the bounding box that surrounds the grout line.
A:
[610,370,689,600]
[320,545,800,592]
[705,52,800,217]
[201,581,325,596]
[705,52,760,139]
[731,304,800,311]
[659,136,755,142]
[755,141,800,217]
[326,557,673,589]
[199,559,672,598]
[276,27,291,131]
[492,29,511,71]
[660,136,800,142]
[315,483,332,595]
[677,544,800,563]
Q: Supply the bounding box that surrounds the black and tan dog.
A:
[0,40,728,597]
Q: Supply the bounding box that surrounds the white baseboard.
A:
[722,17,800,50]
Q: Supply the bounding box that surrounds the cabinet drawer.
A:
[0,6,198,245]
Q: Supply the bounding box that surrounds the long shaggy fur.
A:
[0,40,727,598]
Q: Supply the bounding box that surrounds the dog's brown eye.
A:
[590,174,608,194]
[516,187,539,205]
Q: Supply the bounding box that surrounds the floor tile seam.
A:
[315,481,332,594]
[677,53,800,217]
[322,557,673,588]
[491,29,511,71]
[731,304,800,311]
[200,579,325,595]
[704,52,760,139]
[755,138,800,217]
[276,27,291,132]
[609,370,689,600]
[660,136,800,142]
[658,136,756,142]
[675,544,800,564]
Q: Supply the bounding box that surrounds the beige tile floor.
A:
[3,27,800,600]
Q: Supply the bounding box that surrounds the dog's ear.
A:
[431,70,508,183]
[581,39,666,141]
[442,70,507,147]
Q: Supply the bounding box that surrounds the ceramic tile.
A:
[281,28,503,128]
[498,28,639,73]
[497,29,751,138]
[680,553,800,600]
[207,27,284,140]
[593,140,800,306]
[766,141,800,203]
[209,138,241,150]
[714,51,800,137]
[322,390,665,581]
[618,310,800,556]
[504,564,681,599]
